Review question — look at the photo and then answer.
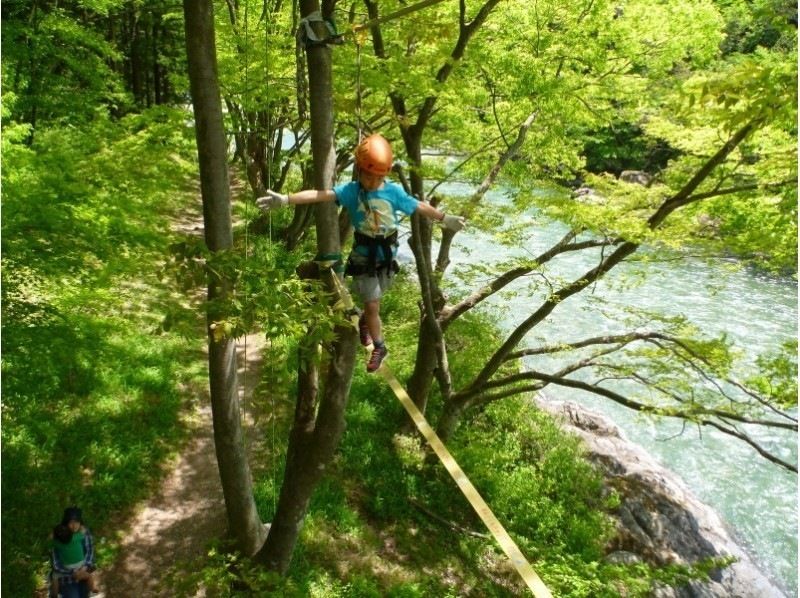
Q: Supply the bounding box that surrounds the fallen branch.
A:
[408,498,490,539]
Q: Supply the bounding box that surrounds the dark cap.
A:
[61,506,83,525]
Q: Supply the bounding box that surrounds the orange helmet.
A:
[355,134,393,176]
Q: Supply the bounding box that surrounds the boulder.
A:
[620,170,653,186]
[571,186,606,205]
[534,397,788,598]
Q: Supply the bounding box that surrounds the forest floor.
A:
[94,199,271,597]
[95,332,266,597]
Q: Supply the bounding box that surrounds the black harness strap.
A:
[352,230,398,277]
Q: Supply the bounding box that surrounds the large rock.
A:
[620,170,654,186]
[535,397,787,598]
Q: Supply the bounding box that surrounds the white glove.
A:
[256,190,289,211]
[441,214,466,233]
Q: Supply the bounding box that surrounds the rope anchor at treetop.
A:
[297,0,452,48]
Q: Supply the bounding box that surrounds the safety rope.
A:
[264,4,278,516]
[355,30,365,143]
[241,0,252,453]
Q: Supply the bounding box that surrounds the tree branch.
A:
[505,331,797,425]
[440,233,614,327]
[455,120,764,400]
[435,112,539,274]
[504,331,674,361]
[682,179,797,203]
[648,120,761,228]
[703,420,797,473]
[526,371,797,473]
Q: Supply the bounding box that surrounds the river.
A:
[423,184,797,595]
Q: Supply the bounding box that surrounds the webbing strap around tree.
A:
[376,363,553,598]
[297,10,342,47]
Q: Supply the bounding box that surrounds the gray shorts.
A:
[351,272,393,303]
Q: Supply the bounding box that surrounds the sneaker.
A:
[358,314,373,347]
[367,343,388,373]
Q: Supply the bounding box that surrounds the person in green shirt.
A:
[50,507,97,597]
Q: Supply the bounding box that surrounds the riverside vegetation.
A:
[3,0,796,595]
[3,111,725,596]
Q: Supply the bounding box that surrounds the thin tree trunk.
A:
[183,0,267,557]
[390,0,503,415]
[255,0,359,575]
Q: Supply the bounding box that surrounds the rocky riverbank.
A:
[535,396,788,598]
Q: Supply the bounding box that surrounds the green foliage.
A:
[640,48,797,271]
[165,541,283,597]
[237,280,703,596]
[2,0,188,127]
[746,340,798,409]
[1,107,205,596]
[457,400,614,560]
[533,40,797,272]
[166,275,699,596]
[718,0,797,54]
[582,122,681,176]
[2,4,129,126]
[163,234,346,349]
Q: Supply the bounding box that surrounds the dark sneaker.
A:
[367,343,388,373]
[358,314,373,347]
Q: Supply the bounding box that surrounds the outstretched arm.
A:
[286,189,337,204]
[415,201,466,233]
[415,201,444,222]
[256,189,336,211]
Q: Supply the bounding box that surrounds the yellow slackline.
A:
[319,265,552,596]
[376,364,552,598]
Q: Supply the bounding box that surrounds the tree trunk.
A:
[255,0,359,575]
[183,0,267,557]
[436,399,465,442]
[383,0,503,419]
[402,130,446,413]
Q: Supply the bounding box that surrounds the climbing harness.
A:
[347,230,400,277]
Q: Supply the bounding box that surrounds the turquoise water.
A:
[422,186,798,594]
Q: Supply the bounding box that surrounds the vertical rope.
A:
[355,32,363,143]
[242,0,251,453]
[264,0,277,517]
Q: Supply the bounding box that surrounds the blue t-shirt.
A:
[334,180,419,260]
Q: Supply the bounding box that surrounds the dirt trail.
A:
[96,334,265,597]
[95,195,271,596]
